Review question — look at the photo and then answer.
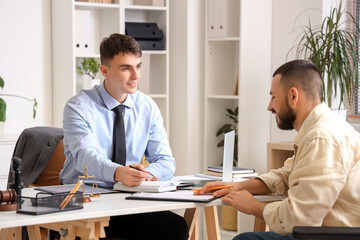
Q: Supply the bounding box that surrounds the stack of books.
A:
[205,166,258,180]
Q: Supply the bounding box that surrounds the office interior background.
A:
[0,0,359,235]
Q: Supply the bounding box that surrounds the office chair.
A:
[7,126,64,240]
[292,226,360,240]
[8,126,64,188]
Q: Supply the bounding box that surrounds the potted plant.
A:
[0,76,37,133]
[76,58,101,89]
[216,106,238,231]
[290,1,359,110]
[216,106,238,166]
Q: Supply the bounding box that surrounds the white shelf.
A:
[75,2,120,10]
[204,0,241,237]
[75,54,101,59]
[208,37,240,42]
[207,95,239,100]
[143,50,167,55]
[52,0,170,130]
[125,5,167,11]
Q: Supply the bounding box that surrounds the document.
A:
[126,191,216,203]
[113,181,178,193]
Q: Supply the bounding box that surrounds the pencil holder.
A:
[17,192,83,215]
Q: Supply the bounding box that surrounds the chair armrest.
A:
[292,226,360,240]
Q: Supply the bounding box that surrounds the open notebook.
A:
[113,181,178,193]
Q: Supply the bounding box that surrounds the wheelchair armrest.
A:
[292,226,360,240]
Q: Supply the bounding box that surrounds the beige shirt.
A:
[259,103,360,234]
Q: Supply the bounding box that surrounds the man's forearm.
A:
[236,178,271,195]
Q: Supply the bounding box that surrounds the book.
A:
[207,166,255,174]
[204,171,258,178]
[125,191,216,203]
[113,181,178,193]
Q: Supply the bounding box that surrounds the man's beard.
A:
[276,98,296,130]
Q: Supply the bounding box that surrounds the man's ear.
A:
[100,65,108,78]
[288,87,299,106]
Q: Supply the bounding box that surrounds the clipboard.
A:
[125,191,217,203]
[35,183,117,195]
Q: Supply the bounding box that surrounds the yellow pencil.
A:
[192,185,234,192]
[60,180,83,210]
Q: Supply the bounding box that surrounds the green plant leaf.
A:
[0,98,6,122]
[217,139,224,148]
[216,124,233,136]
[290,0,358,108]
[0,76,4,89]
[33,98,38,119]
[77,58,100,79]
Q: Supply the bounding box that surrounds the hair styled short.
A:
[100,33,142,66]
[273,60,323,101]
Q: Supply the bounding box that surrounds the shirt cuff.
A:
[102,160,121,182]
[263,201,288,234]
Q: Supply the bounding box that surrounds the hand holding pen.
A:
[129,165,157,181]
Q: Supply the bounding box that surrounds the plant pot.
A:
[83,77,101,90]
[221,205,237,231]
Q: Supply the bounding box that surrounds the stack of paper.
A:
[113,181,177,193]
[197,166,258,181]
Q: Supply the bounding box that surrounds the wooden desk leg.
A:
[0,227,22,240]
[253,217,270,232]
[184,208,199,240]
[204,206,220,240]
[27,226,42,240]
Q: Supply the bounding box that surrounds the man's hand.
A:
[221,189,267,220]
[194,181,236,196]
[114,164,149,186]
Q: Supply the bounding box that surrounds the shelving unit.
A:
[51,0,170,132]
[204,0,240,237]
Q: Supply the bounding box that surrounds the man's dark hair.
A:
[273,60,323,101]
[100,33,142,66]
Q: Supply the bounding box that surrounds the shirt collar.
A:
[99,81,135,110]
[294,102,330,146]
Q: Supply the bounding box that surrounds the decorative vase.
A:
[221,205,237,231]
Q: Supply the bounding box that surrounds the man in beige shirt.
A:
[199,60,360,239]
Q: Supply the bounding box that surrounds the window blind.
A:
[348,0,360,118]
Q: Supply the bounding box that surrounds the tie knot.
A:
[113,105,125,115]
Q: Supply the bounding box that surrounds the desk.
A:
[0,177,280,240]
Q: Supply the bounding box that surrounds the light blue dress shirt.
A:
[59,82,175,184]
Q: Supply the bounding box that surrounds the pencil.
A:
[60,180,83,210]
[192,185,234,192]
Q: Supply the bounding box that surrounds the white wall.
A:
[170,0,205,176]
[270,0,323,142]
[0,0,52,135]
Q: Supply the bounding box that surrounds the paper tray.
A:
[17,192,83,215]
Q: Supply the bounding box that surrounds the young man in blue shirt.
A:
[60,33,188,240]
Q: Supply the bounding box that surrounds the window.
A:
[348,0,360,119]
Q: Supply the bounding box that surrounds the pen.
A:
[129,165,155,180]
[192,185,235,192]
[60,180,83,210]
